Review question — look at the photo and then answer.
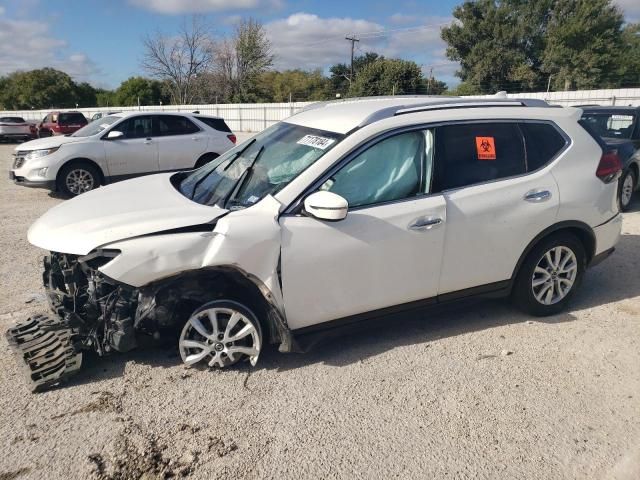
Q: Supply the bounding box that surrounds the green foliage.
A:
[0,68,97,109]
[442,0,634,93]
[349,59,423,97]
[543,0,624,90]
[114,77,167,106]
[256,69,331,102]
[330,52,383,96]
[618,23,640,87]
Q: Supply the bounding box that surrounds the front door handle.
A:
[144,137,152,145]
[409,216,442,231]
[524,189,552,202]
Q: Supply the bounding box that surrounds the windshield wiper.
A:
[224,145,265,208]
[188,138,257,200]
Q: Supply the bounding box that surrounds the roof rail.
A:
[360,97,550,128]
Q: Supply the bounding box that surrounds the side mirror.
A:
[304,191,348,221]
[106,130,124,140]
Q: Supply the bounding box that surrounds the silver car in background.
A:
[0,117,34,142]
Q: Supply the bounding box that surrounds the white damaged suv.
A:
[8,96,623,391]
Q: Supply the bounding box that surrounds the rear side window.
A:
[59,113,86,125]
[196,116,232,133]
[521,123,567,171]
[155,115,200,136]
[0,117,25,123]
[433,123,526,191]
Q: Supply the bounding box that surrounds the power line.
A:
[345,35,360,81]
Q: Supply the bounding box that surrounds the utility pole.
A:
[345,35,360,82]
[427,66,433,95]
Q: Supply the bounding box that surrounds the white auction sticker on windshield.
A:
[297,134,335,150]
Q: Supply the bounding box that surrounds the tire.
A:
[178,299,263,369]
[619,168,637,212]
[512,233,586,316]
[194,152,219,169]
[57,162,101,197]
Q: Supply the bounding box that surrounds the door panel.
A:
[104,115,157,177]
[154,115,206,171]
[433,121,561,294]
[280,196,447,330]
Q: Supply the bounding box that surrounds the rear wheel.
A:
[194,152,219,169]
[58,163,101,197]
[619,169,637,211]
[512,233,586,316]
[179,300,262,368]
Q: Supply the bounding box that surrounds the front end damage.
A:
[7,250,296,391]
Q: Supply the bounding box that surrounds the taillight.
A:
[227,134,237,144]
[596,151,623,183]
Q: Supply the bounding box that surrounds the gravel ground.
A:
[0,139,639,480]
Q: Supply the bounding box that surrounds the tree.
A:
[95,88,116,107]
[142,15,214,104]
[212,18,273,102]
[349,59,423,97]
[114,77,167,106]
[0,68,97,109]
[442,0,631,93]
[543,0,625,90]
[441,0,552,94]
[618,23,640,88]
[329,52,382,97]
[255,69,331,102]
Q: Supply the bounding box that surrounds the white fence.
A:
[0,102,315,132]
[1,88,639,132]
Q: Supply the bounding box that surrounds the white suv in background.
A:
[9,111,236,196]
[8,96,623,391]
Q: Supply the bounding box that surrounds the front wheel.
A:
[58,163,101,197]
[179,300,262,369]
[512,233,586,316]
[619,169,637,212]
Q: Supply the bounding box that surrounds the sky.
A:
[0,0,638,91]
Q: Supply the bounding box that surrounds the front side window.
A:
[432,123,526,192]
[176,122,344,208]
[156,115,199,136]
[320,130,433,208]
[117,116,153,139]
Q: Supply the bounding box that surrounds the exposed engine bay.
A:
[7,251,140,391]
[6,250,294,392]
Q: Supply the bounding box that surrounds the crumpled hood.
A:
[28,173,227,255]
[16,135,86,151]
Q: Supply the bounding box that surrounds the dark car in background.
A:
[38,111,88,137]
[581,106,640,210]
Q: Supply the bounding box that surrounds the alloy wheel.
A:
[621,172,634,208]
[65,168,95,195]
[531,246,578,305]
[179,306,261,368]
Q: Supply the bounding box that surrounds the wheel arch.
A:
[136,266,299,353]
[56,157,106,186]
[194,152,220,168]
[511,221,596,283]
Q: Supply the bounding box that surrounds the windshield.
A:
[71,115,120,137]
[581,112,636,139]
[176,122,344,208]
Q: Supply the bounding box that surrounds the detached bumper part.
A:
[6,314,82,392]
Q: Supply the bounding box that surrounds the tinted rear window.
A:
[433,123,526,191]
[196,116,232,133]
[0,117,26,123]
[59,113,87,125]
[581,112,636,139]
[521,123,568,171]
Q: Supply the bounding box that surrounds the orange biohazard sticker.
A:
[475,136,496,160]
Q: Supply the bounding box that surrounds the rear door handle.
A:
[409,216,443,231]
[524,189,551,202]
[144,137,152,144]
